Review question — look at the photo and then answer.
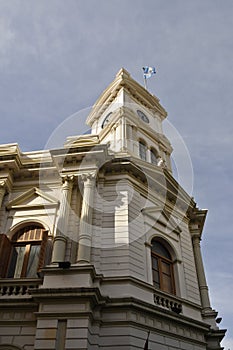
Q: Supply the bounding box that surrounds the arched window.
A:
[150,148,159,165]
[139,140,147,161]
[5,225,52,278]
[151,239,175,294]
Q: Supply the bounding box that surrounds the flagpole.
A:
[142,66,156,91]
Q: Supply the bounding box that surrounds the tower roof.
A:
[86,68,167,126]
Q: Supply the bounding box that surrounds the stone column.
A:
[77,173,96,263]
[192,234,211,311]
[0,182,6,209]
[52,176,74,263]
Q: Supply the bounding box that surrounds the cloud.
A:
[222,337,233,350]
[0,17,15,56]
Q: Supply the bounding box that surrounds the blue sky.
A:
[0,1,232,347]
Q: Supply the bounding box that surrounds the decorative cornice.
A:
[64,135,100,148]
[188,207,208,238]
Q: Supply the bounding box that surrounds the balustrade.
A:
[154,293,182,314]
[0,279,42,297]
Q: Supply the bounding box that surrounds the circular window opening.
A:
[102,112,112,128]
[137,110,149,123]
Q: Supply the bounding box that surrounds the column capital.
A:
[0,180,6,190]
[188,207,207,238]
[0,173,13,193]
[62,174,75,183]
[0,180,8,209]
[61,175,75,190]
[192,233,202,242]
[81,172,96,183]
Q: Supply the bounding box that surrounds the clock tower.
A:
[84,68,172,171]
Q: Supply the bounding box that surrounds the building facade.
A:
[0,69,226,349]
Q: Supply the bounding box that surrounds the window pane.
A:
[24,230,30,241]
[14,246,26,278]
[7,247,18,278]
[151,149,158,164]
[152,241,171,259]
[35,228,42,240]
[152,270,160,284]
[161,261,171,275]
[139,142,147,161]
[26,245,40,277]
[162,274,173,293]
[151,240,175,295]
[152,257,158,269]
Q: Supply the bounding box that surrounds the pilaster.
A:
[192,233,211,311]
[189,209,218,328]
[77,172,96,263]
[0,182,6,209]
[52,176,74,263]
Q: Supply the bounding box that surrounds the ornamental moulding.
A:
[6,187,59,210]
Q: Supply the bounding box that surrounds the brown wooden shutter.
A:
[37,230,48,273]
[0,234,12,278]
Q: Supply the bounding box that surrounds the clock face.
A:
[137,110,149,123]
[102,112,112,128]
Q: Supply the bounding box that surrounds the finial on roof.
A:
[116,68,131,79]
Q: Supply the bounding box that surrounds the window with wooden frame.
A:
[139,140,147,161]
[0,225,52,279]
[151,239,175,295]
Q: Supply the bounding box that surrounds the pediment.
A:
[6,187,59,210]
[142,206,182,235]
